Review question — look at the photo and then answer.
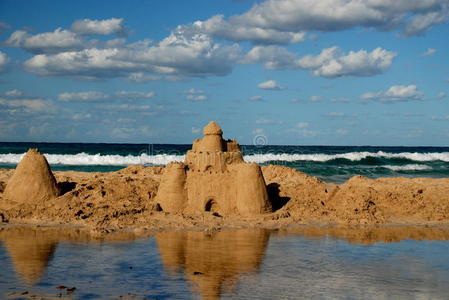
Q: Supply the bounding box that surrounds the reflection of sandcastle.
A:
[155,121,272,216]
[0,227,58,284]
[156,229,270,299]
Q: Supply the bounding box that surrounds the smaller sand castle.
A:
[4,149,59,204]
[155,121,272,216]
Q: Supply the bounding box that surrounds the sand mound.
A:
[4,149,59,204]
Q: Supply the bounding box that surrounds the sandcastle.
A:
[155,121,272,216]
[4,149,59,203]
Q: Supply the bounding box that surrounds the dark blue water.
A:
[1,142,449,183]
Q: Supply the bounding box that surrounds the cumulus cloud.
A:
[233,0,449,37]
[245,46,396,78]
[297,47,397,78]
[422,48,437,56]
[180,0,448,45]
[361,85,424,102]
[0,51,10,72]
[5,28,85,54]
[71,18,127,36]
[258,80,284,90]
[0,90,53,111]
[23,25,241,79]
[191,14,306,45]
[58,90,155,102]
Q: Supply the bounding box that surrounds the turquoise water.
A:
[1,142,449,183]
[1,226,449,299]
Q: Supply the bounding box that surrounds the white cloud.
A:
[5,28,85,54]
[3,89,26,98]
[0,51,9,72]
[234,0,449,37]
[23,25,241,79]
[183,88,204,95]
[249,95,263,101]
[437,92,447,99]
[58,91,108,102]
[309,95,322,102]
[296,122,309,128]
[297,47,397,78]
[361,85,424,102]
[258,80,284,90]
[72,113,92,120]
[58,90,156,102]
[0,98,50,111]
[191,14,306,45]
[422,48,437,56]
[71,18,126,36]
[186,94,208,101]
[114,91,155,99]
[244,45,298,69]
[182,88,207,101]
[245,46,396,78]
[126,72,161,82]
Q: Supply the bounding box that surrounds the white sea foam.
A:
[383,164,433,171]
[0,151,448,166]
[244,151,449,163]
[0,152,185,166]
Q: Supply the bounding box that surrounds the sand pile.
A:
[4,149,59,204]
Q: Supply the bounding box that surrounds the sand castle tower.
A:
[4,149,59,203]
[155,121,271,216]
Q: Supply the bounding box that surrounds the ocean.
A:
[1,142,449,183]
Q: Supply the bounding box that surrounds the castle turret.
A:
[155,162,187,213]
[197,121,225,152]
[234,163,272,216]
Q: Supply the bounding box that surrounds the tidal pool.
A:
[1,225,449,299]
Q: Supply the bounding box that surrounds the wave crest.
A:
[0,151,448,166]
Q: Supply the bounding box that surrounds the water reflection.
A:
[1,225,449,299]
[156,229,269,299]
[0,226,149,286]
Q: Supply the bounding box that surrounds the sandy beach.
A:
[1,163,449,233]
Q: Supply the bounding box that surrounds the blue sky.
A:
[0,0,448,146]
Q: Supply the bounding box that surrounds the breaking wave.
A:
[0,151,448,166]
[382,164,433,171]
